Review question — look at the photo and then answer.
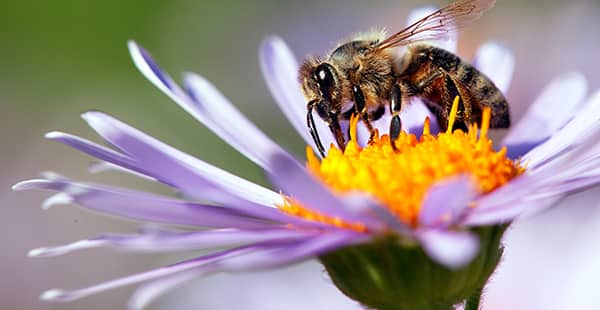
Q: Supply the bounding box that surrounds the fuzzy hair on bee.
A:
[298,0,508,157]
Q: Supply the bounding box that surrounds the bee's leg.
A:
[352,85,376,141]
[389,84,403,149]
[340,108,355,141]
[307,100,346,156]
[306,101,327,157]
[442,74,470,132]
[328,113,346,151]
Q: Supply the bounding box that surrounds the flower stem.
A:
[465,289,482,310]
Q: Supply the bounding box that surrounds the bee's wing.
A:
[375,0,495,50]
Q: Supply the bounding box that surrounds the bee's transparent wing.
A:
[375,0,495,50]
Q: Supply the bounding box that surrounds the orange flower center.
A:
[280,98,524,231]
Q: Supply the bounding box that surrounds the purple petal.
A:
[127,41,188,100]
[266,153,385,231]
[464,138,600,225]
[29,228,319,257]
[129,230,367,309]
[80,111,283,208]
[472,174,539,212]
[417,229,479,269]
[406,6,457,53]
[259,37,335,155]
[128,271,200,310]
[463,195,563,226]
[419,175,477,228]
[524,90,600,169]
[45,131,136,169]
[28,239,108,258]
[88,161,158,182]
[183,73,293,171]
[402,100,439,136]
[213,230,367,271]
[129,41,291,171]
[41,231,363,303]
[502,72,588,158]
[12,177,290,228]
[473,42,514,94]
[343,193,410,235]
[39,245,258,302]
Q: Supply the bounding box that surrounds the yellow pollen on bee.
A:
[279,97,524,230]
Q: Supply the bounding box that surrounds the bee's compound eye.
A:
[315,63,335,91]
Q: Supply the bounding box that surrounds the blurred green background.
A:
[3,0,600,309]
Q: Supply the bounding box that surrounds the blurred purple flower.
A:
[14,6,600,310]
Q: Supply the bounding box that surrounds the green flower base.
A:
[320,226,506,310]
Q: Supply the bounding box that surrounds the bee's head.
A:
[299,59,343,117]
[298,58,345,156]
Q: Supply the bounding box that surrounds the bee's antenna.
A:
[307,101,327,157]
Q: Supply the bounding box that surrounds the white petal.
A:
[524,89,600,168]
[183,73,292,171]
[29,239,107,257]
[128,271,201,310]
[503,72,588,152]
[81,111,283,208]
[417,229,479,269]
[129,41,291,170]
[259,37,335,155]
[473,41,515,94]
[419,175,476,228]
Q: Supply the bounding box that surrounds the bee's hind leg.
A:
[389,84,405,149]
[441,74,470,132]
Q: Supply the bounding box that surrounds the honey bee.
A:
[299,0,510,156]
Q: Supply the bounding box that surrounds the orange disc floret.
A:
[280,97,524,229]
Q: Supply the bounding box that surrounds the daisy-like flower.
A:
[15,7,600,310]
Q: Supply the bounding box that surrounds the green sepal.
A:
[320,225,506,310]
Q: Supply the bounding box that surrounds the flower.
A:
[14,7,600,310]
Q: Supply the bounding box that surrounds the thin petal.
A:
[524,90,600,168]
[80,111,283,208]
[473,41,515,94]
[29,228,319,257]
[463,195,563,226]
[212,230,367,271]
[126,231,367,310]
[406,6,457,53]
[419,175,477,228]
[183,73,292,171]
[417,229,479,269]
[28,240,108,258]
[473,131,600,219]
[267,153,385,230]
[128,41,290,170]
[259,37,335,154]
[44,131,136,169]
[502,72,588,158]
[13,177,291,228]
[128,271,199,310]
[88,161,158,182]
[39,245,258,302]
[41,231,363,302]
[127,41,188,102]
